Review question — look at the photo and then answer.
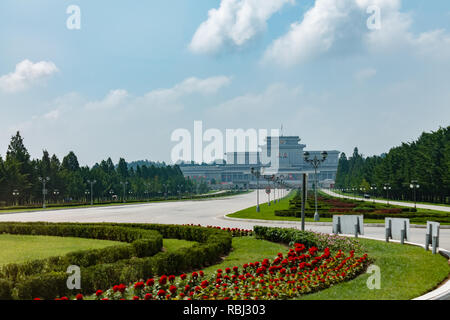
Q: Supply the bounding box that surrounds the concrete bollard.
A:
[432,236,437,255]
[425,233,430,251]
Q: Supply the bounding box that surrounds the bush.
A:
[0,222,232,299]
[254,226,361,252]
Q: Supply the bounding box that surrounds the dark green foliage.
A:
[0,131,200,207]
[335,126,450,204]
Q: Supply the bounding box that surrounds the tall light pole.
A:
[250,167,261,212]
[384,183,392,205]
[12,189,20,206]
[120,181,128,203]
[370,185,377,204]
[304,151,328,221]
[38,176,50,208]
[410,180,420,209]
[87,180,96,206]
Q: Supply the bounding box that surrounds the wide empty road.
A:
[0,191,449,250]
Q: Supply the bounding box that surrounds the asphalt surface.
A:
[0,190,449,250]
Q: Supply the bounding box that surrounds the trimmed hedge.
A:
[0,222,232,300]
[254,226,360,253]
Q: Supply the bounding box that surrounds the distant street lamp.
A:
[53,189,60,204]
[304,151,328,221]
[410,180,420,209]
[370,186,377,204]
[384,183,392,205]
[250,167,261,212]
[38,176,50,208]
[12,189,20,206]
[120,181,128,203]
[87,180,96,206]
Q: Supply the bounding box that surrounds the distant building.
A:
[180,135,339,190]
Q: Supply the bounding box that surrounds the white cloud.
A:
[190,0,294,54]
[85,89,129,110]
[0,59,58,93]
[263,0,450,66]
[354,67,377,82]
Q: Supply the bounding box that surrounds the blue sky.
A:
[0,0,449,165]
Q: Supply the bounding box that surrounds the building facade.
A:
[180,136,339,190]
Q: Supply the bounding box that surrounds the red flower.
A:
[169,285,177,294]
[144,293,153,300]
[132,296,139,300]
[157,289,166,297]
[134,281,145,290]
[192,272,198,279]
[159,275,168,285]
[169,275,176,282]
[180,274,187,280]
[95,290,103,297]
[75,294,83,300]
[146,278,155,286]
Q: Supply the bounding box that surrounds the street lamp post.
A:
[53,189,60,204]
[109,190,115,201]
[250,167,261,212]
[12,189,20,206]
[370,186,377,204]
[120,181,128,203]
[87,180,96,206]
[38,176,50,208]
[303,151,328,221]
[410,180,420,209]
[384,183,392,205]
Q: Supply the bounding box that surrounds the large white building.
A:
[180,136,339,189]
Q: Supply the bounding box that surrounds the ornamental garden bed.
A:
[3,224,448,300]
[0,222,232,300]
[270,192,450,224]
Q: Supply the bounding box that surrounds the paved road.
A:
[0,191,449,250]
[322,189,450,212]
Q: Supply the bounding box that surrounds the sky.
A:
[0,0,449,166]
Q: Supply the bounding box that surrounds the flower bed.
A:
[58,243,370,300]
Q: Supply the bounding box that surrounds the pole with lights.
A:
[303,151,328,221]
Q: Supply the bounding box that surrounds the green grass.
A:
[0,234,125,266]
[163,238,198,253]
[202,237,288,276]
[299,238,450,300]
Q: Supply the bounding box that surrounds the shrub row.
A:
[0,223,232,300]
[254,226,360,253]
[0,222,163,284]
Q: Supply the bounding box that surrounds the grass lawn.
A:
[163,238,198,253]
[0,234,125,266]
[299,238,450,300]
[202,237,288,276]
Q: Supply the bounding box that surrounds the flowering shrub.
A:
[81,243,369,301]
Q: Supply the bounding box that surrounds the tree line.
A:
[335,126,450,204]
[0,132,208,207]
